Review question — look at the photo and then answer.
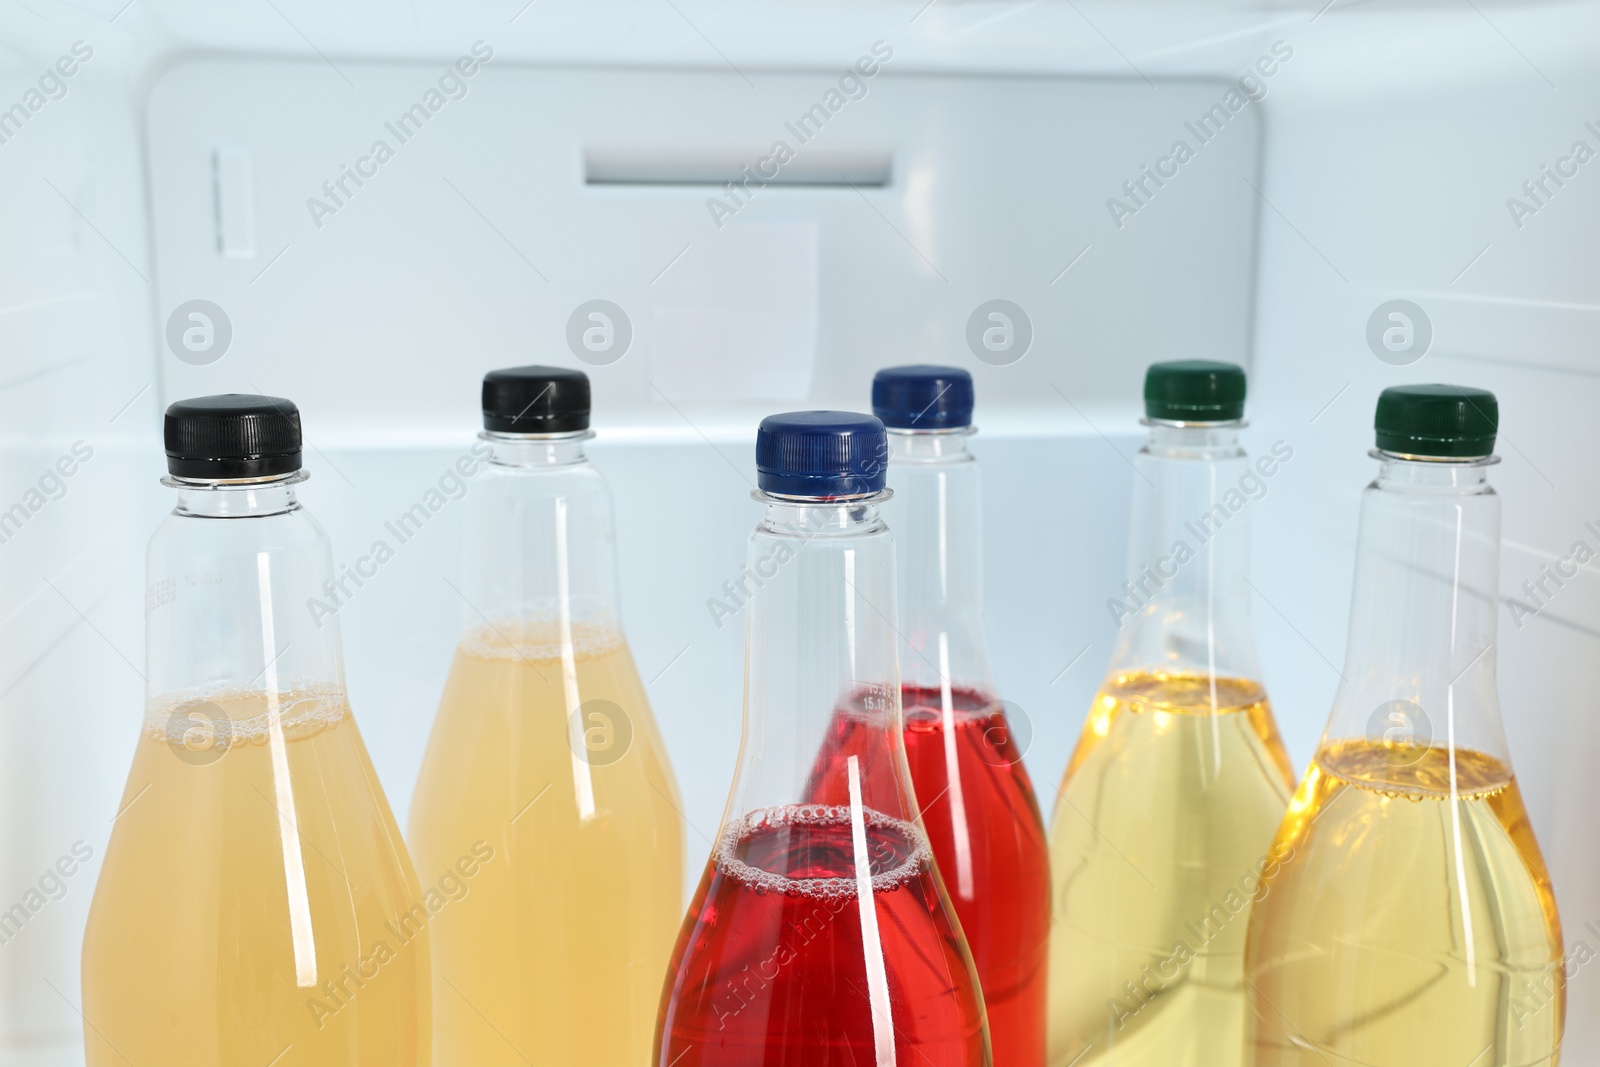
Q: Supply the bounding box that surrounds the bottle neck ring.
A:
[1142,421,1245,459]
[753,489,892,536]
[481,429,593,468]
[1371,450,1499,483]
[164,470,307,518]
[887,427,974,463]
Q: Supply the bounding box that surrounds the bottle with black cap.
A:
[408,366,683,1067]
[81,395,430,1066]
[656,411,990,1065]
[1244,385,1564,1066]
[1047,361,1296,1066]
[871,365,1050,1067]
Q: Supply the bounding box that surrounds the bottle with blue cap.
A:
[82,396,429,1067]
[1047,361,1296,1066]
[862,365,1050,1067]
[408,366,684,1067]
[1244,385,1563,1066]
[655,411,991,1066]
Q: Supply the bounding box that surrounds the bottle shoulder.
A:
[149,499,328,557]
[481,454,609,487]
[475,457,614,510]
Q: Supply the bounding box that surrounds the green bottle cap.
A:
[1143,360,1246,423]
[1373,384,1497,458]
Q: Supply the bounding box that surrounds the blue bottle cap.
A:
[871,365,975,430]
[756,411,888,498]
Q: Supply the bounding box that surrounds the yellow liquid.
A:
[408,624,684,1067]
[82,690,429,1066]
[1244,740,1564,1066]
[1047,671,1295,1067]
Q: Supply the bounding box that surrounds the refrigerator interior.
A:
[1,0,1596,1061]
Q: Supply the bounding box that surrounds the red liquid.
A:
[809,686,1050,1067]
[655,805,988,1066]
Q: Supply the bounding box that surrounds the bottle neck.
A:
[1106,422,1264,684]
[169,475,303,518]
[885,429,994,700]
[463,431,624,649]
[726,490,916,821]
[481,431,591,470]
[147,472,346,711]
[1323,454,1507,764]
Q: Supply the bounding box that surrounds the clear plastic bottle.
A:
[655,411,990,1066]
[408,366,683,1067]
[1244,385,1564,1066]
[1047,361,1295,1067]
[866,365,1050,1067]
[81,395,429,1066]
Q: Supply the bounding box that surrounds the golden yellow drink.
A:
[82,690,429,1066]
[1244,740,1564,1066]
[409,623,684,1067]
[1048,671,1295,1066]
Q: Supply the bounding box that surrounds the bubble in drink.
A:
[411,624,683,1067]
[1049,672,1294,1066]
[84,691,429,1067]
[656,805,988,1066]
[1245,741,1563,1065]
[810,685,1049,1066]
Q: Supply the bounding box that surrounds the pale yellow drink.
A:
[1245,741,1564,1066]
[1048,671,1295,1066]
[409,622,684,1067]
[82,690,430,1066]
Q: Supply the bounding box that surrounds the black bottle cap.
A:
[482,365,590,433]
[1374,384,1498,458]
[164,394,302,480]
[1144,360,1247,422]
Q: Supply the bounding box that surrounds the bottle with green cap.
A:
[1047,360,1297,1067]
[1243,385,1564,1066]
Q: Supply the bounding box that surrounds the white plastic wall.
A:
[0,1,1596,1062]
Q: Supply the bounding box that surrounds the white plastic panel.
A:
[146,60,1261,438]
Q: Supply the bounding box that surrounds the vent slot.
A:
[584,143,893,187]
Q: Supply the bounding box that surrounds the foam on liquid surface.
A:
[456,619,623,664]
[145,686,349,751]
[716,804,931,902]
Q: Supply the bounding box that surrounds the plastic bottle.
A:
[82,395,429,1066]
[655,411,991,1066]
[1047,361,1295,1066]
[409,366,683,1067]
[1244,384,1564,1065]
[865,365,1049,1067]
